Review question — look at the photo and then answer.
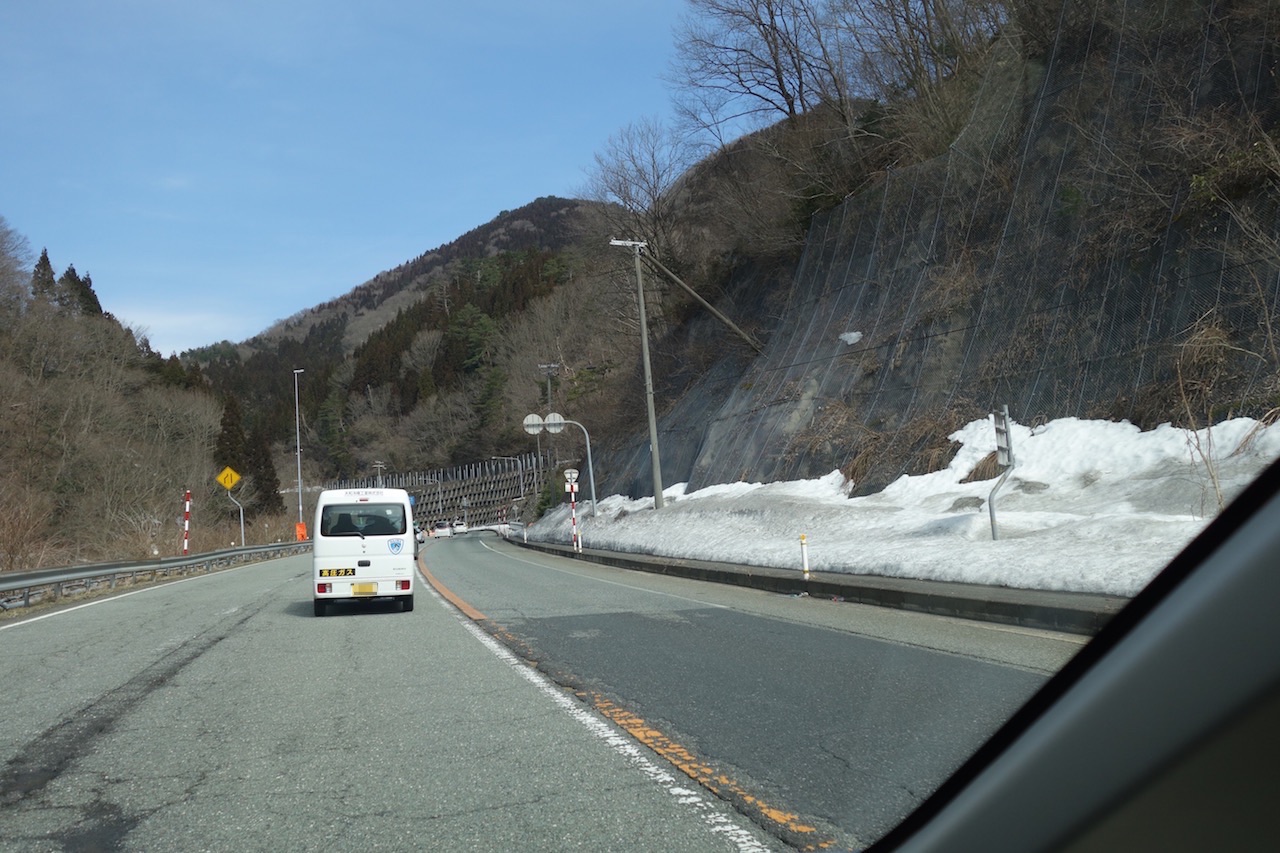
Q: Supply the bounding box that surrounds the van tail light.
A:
[397,580,410,591]
[317,583,331,594]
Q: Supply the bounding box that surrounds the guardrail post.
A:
[0,542,311,611]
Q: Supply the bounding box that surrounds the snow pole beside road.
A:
[566,468,582,553]
[181,489,191,556]
[989,405,1017,540]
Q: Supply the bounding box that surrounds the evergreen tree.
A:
[66,268,103,316]
[51,265,84,313]
[317,391,355,477]
[214,396,248,473]
[30,248,56,302]
[184,360,207,390]
[435,303,498,387]
[246,427,285,516]
[158,354,188,386]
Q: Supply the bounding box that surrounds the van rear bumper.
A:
[314,578,413,599]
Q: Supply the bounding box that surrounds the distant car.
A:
[431,521,452,538]
[452,519,468,534]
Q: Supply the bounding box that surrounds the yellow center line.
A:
[419,552,839,849]
[583,691,838,850]
[418,556,487,621]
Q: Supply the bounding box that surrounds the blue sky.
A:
[1,1,687,356]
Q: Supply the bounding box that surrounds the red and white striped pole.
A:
[182,489,191,556]
[570,485,579,553]
[565,468,582,553]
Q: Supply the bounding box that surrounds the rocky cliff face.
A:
[603,8,1280,498]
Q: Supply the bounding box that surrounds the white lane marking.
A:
[420,580,773,852]
[479,541,1090,648]
[0,578,197,631]
[476,539,729,609]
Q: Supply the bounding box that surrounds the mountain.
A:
[190,196,649,484]
[194,3,1280,507]
[245,196,615,357]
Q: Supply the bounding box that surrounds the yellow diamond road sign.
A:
[216,467,241,490]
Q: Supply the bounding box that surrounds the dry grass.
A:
[961,450,1004,483]
[1230,406,1280,457]
[839,430,884,487]
[789,399,873,466]
[924,249,986,322]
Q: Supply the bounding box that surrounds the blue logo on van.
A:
[388,539,404,555]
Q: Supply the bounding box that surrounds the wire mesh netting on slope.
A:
[653,0,1280,496]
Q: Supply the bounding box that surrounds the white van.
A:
[312,488,416,617]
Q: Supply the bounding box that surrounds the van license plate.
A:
[351,583,378,596]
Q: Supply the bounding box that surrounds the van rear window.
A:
[319,503,407,537]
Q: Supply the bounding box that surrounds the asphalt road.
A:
[0,554,782,852]
[421,534,1088,849]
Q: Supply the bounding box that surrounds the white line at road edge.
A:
[0,575,211,631]
[0,561,295,632]
[477,538,729,609]
[421,581,773,852]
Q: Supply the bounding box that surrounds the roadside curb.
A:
[511,539,1126,636]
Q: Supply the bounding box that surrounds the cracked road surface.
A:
[0,554,781,852]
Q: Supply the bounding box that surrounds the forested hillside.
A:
[189,197,645,480]
[0,232,268,568]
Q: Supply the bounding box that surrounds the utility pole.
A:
[538,362,559,464]
[610,238,664,509]
[292,368,306,539]
[537,362,559,410]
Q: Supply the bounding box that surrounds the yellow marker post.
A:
[800,533,810,580]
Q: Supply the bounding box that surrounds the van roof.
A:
[318,488,410,501]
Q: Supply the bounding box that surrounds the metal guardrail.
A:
[0,542,312,611]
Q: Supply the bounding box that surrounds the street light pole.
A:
[610,239,664,509]
[292,368,305,526]
[424,478,444,517]
[491,456,525,499]
[524,413,598,517]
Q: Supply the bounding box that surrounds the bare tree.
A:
[0,215,32,320]
[0,300,232,566]
[827,0,1005,161]
[833,0,1005,100]
[665,1,902,252]
[403,328,443,374]
[672,0,835,139]
[0,483,56,572]
[585,116,697,264]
